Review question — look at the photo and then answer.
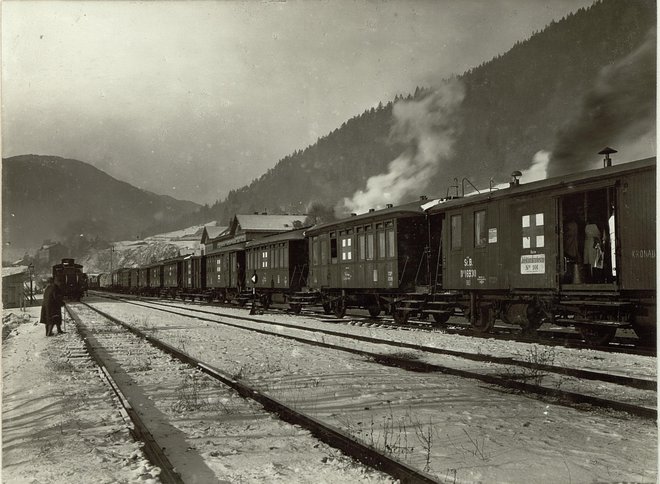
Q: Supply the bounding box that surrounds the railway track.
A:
[89,294,657,420]
[66,301,438,483]
[93,290,653,356]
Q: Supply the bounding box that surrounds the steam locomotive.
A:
[106,156,656,346]
[52,258,86,301]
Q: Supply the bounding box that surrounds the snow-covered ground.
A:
[3,297,657,483]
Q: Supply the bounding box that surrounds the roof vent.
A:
[509,170,522,187]
[419,195,428,201]
[598,146,617,167]
[369,208,375,213]
[350,213,357,217]
[262,212,267,215]
[386,203,393,208]
[254,211,259,215]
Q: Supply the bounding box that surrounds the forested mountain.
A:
[2,155,201,261]
[197,0,655,225]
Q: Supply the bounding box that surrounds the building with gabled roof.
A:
[202,213,306,255]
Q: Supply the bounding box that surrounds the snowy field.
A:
[2,297,657,483]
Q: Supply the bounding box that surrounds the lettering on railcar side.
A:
[631,249,656,258]
[520,254,545,274]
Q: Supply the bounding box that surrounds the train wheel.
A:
[472,304,495,333]
[393,309,409,325]
[333,300,346,319]
[367,306,381,318]
[322,303,332,315]
[579,326,616,346]
[260,295,271,310]
[525,303,545,331]
[432,313,450,326]
[290,304,302,314]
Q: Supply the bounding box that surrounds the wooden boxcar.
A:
[147,262,164,296]
[137,267,150,294]
[162,257,183,297]
[244,228,309,308]
[181,254,206,300]
[305,200,432,317]
[421,157,656,344]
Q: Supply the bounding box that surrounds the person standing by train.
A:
[40,277,65,336]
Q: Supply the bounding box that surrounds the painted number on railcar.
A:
[520,254,545,274]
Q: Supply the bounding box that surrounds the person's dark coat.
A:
[40,283,64,326]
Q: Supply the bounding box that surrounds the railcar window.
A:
[521,213,545,249]
[284,247,289,267]
[261,250,268,268]
[321,239,328,264]
[378,232,386,258]
[451,214,462,249]
[273,246,278,268]
[358,234,366,260]
[366,233,374,260]
[341,237,353,261]
[331,237,338,262]
[387,230,395,258]
[474,210,487,248]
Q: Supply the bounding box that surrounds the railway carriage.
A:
[245,228,309,309]
[117,268,133,292]
[202,214,306,304]
[205,240,246,302]
[137,266,150,295]
[414,156,656,345]
[147,262,164,296]
[304,199,434,317]
[181,254,206,300]
[162,257,184,298]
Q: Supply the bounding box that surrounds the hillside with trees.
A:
[198,0,655,224]
[2,155,201,262]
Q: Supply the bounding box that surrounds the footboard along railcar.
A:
[416,156,656,345]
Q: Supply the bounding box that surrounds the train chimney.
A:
[369,208,375,213]
[598,147,617,167]
[386,203,394,208]
[419,195,428,201]
[350,213,357,217]
[509,170,522,187]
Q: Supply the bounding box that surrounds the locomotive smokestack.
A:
[598,146,617,167]
[509,170,522,187]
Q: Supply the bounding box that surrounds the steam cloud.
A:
[547,30,656,177]
[339,79,465,215]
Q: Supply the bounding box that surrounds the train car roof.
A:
[426,157,656,215]
[305,198,431,236]
[245,228,308,248]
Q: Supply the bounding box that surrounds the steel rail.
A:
[89,296,657,421]
[75,302,440,484]
[101,294,656,391]
[64,305,184,484]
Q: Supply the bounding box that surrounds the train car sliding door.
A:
[559,186,617,288]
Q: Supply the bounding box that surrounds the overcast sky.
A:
[2,0,595,205]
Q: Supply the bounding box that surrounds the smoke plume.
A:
[547,30,656,177]
[339,79,465,215]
